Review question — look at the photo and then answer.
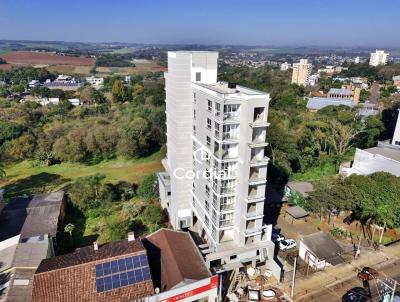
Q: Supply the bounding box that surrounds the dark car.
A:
[343,215,355,225]
[342,287,368,302]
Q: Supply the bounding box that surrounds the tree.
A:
[0,163,5,179]
[67,173,113,211]
[6,133,36,160]
[118,117,151,157]
[111,79,128,103]
[64,223,75,240]
[139,204,163,232]
[137,174,156,200]
[326,119,364,169]
[79,86,96,105]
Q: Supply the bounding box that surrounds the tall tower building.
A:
[158,51,279,276]
[392,109,400,146]
[369,50,389,66]
[291,59,312,86]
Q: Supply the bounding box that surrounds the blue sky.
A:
[0,0,399,47]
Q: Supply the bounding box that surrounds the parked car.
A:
[271,233,285,243]
[278,239,297,251]
[343,215,355,225]
[342,287,368,302]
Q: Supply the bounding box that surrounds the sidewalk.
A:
[287,242,400,301]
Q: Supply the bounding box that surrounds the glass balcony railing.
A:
[220,220,234,227]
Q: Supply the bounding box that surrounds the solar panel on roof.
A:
[95,254,151,293]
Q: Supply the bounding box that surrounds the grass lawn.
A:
[290,160,337,182]
[0,150,164,200]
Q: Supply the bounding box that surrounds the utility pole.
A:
[291,256,297,299]
[379,222,386,245]
[355,230,362,259]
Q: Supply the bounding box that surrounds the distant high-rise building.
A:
[158,51,280,277]
[354,56,360,64]
[280,62,290,71]
[369,50,389,66]
[291,59,312,86]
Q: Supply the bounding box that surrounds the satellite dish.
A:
[155,287,160,294]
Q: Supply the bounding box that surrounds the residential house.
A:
[31,229,219,302]
[341,109,400,177]
[299,231,344,270]
[0,192,65,302]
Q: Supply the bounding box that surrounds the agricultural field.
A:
[0,51,165,75]
[1,50,95,66]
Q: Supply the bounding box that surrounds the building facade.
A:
[280,62,290,71]
[291,59,312,86]
[369,50,389,66]
[158,51,279,277]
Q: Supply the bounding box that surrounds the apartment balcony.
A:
[248,137,269,148]
[243,211,264,220]
[220,204,235,211]
[249,120,270,128]
[243,224,269,237]
[244,196,265,203]
[248,176,267,185]
[214,111,241,123]
[249,156,269,167]
[220,186,236,194]
[213,149,238,161]
[219,220,235,228]
[243,227,262,236]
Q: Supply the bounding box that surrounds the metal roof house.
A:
[306,97,355,111]
[0,192,65,302]
[299,232,344,270]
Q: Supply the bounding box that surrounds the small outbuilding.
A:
[299,231,344,270]
[284,205,309,224]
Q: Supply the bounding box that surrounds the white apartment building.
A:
[291,59,312,86]
[280,62,290,71]
[158,51,280,278]
[369,50,389,66]
[86,76,104,87]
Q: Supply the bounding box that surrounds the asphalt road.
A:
[297,260,400,302]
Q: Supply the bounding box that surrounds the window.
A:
[396,141,400,146]
[205,216,210,226]
[193,109,196,120]
[224,104,240,120]
[205,200,209,212]
[193,92,197,103]
[220,213,234,227]
[214,122,220,138]
[212,210,217,224]
[207,118,212,130]
[207,100,212,112]
[206,136,211,147]
[230,255,237,260]
[212,225,217,239]
[205,185,210,197]
[213,194,218,209]
[196,72,201,82]
[215,103,221,117]
[193,125,196,135]
[221,196,235,211]
[193,141,197,151]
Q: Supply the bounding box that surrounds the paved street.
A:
[295,259,400,301]
[290,241,400,302]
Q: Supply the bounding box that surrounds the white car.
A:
[271,233,285,243]
[278,239,297,251]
